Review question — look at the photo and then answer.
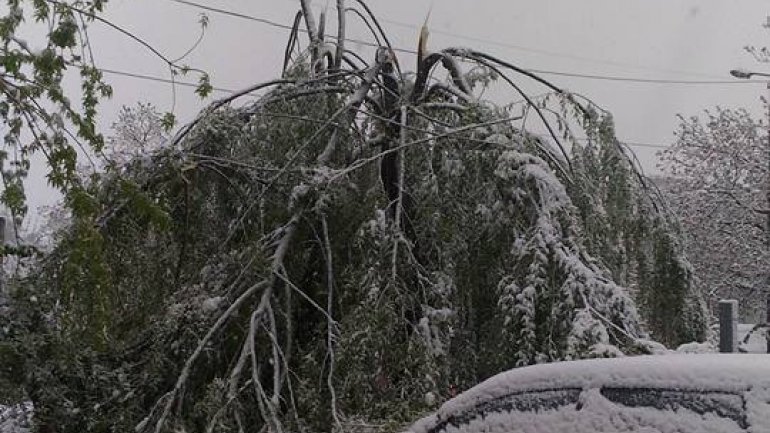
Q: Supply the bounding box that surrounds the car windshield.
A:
[600,387,747,429]
[430,389,582,432]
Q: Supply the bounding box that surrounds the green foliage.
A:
[0,179,27,216]
[637,228,707,345]
[49,16,78,48]
[0,0,113,234]
[566,110,708,347]
[161,112,176,131]
[195,73,213,99]
[0,0,207,230]
[10,80,702,433]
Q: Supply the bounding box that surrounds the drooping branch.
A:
[283,11,303,76]
[465,56,573,178]
[144,280,269,433]
[444,48,564,94]
[350,0,399,75]
[334,0,346,70]
[345,7,382,47]
[330,115,524,183]
[413,52,472,104]
[299,0,319,54]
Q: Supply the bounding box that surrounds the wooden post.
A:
[719,300,738,353]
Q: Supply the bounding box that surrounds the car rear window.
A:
[599,387,747,429]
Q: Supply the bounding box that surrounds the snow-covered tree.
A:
[4,2,704,432]
[105,103,168,167]
[658,106,769,321]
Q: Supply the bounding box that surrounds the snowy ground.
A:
[677,324,767,354]
[0,403,31,433]
[738,324,767,354]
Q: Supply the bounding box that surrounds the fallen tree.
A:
[5,2,706,432]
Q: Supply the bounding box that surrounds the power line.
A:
[312,0,727,81]
[168,0,296,32]
[528,69,767,85]
[86,65,758,122]
[165,0,400,52]
[164,0,416,58]
[97,67,235,93]
[97,64,674,148]
[165,0,769,87]
[85,4,744,150]
[535,134,670,149]
[98,68,671,148]
[618,140,670,149]
[93,69,674,152]
[299,0,727,81]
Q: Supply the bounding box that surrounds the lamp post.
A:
[730,68,770,353]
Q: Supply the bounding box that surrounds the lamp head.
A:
[730,69,753,79]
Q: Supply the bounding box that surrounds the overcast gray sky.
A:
[19,0,770,216]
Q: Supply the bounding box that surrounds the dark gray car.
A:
[407,354,770,433]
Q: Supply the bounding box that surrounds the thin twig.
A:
[321,216,341,427]
[391,106,407,281]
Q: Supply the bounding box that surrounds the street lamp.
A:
[730,69,770,79]
[730,68,770,353]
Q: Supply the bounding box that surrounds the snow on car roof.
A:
[412,354,770,432]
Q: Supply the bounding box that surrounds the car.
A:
[407,354,770,433]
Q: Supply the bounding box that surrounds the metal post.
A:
[719,300,738,353]
[0,216,4,293]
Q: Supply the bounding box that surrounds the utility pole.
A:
[765,80,770,353]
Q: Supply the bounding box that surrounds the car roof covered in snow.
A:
[410,354,770,433]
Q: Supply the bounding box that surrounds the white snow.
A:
[635,339,670,355]
[409,354,770,433]
[676,341,715,354]
[201,296,224,312]
[0,402,32,433]
[738,323,767,354]
[686,324,768,354]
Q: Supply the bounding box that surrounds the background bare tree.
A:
[658,105,769,321]
[105,103,168,167]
